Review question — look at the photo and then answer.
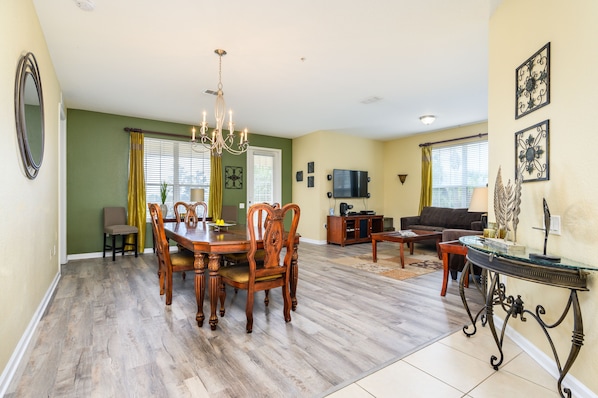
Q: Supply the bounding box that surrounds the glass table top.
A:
[459,235,598,272]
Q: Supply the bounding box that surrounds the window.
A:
[431,140,488,208]
[144,137,211,217]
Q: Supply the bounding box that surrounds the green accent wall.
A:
[67,109,292,255]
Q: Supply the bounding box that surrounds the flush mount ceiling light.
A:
[73,0,95,11]
[419,115,436,125]
[191,49,248,156]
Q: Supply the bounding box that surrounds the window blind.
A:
[144,137,211,217]
[431,140,488,208]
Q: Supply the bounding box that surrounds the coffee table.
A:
[371,230,443,268]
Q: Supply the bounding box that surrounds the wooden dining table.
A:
[162,221,300,330]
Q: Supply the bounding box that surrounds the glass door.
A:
[246,146,282,210]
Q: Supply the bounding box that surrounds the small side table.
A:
[438,240,469,296]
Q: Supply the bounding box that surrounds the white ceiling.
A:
[33,0,501,141]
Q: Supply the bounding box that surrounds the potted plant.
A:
[160,181,169,216]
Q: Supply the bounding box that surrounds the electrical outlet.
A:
[550,215,561,235]
[239,203,245,209]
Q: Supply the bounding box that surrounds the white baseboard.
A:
[494,316,597,398]
[67,248,155,261]
[299,237,327,245]
[0,270,61,397]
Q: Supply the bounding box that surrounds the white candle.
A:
[192,126,196,141]
[202,111,206,124]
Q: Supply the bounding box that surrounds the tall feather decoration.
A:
[503,179,513,238]
[511,174,522,242]
[494,167,505,237]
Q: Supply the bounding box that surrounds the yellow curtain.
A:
[418,145,432,214]
[127,131,146,252]
[209,152,223,220]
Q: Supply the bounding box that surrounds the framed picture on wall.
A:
[515,42,550,119]
[515,119,549,182]
[225,166,243,189]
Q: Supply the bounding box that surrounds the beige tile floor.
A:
[325,326,561,398]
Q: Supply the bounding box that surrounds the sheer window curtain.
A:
[209,152,222,220]
[127,131,146,251]
[418,146,432,214]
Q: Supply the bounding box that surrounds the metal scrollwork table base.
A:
[458,236,593,398]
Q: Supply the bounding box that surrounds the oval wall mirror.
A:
[15,52,44,179]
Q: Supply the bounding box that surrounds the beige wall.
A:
[0,0,61,383]
[292,131,385,242]
[292,124,489,242]
[490,0,598,391]
[382,122,488,225]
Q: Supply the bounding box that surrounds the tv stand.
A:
[327,214,383,246]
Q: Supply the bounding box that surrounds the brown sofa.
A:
[400,206,484,232]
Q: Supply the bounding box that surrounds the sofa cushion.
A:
[408,224,445,232]
[418,206,483,230]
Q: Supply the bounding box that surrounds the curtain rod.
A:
[419,132,488,147]
[124,127,189,140]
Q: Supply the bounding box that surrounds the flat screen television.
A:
[333,169,368,198]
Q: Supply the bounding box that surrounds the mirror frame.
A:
[15,52,45,179]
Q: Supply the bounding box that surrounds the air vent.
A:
[203,89,218,96]
[360,96,382,104]
[73,0,95,11]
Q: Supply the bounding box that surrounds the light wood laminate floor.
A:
[7,242,487,397]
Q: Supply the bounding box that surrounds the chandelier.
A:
[191,49,248,156]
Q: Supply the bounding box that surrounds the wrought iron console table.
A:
[458,235,596,398]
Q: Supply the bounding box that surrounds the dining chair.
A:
[218,202,300,333]
[103,207,138,261]
[148,203,195,305]
[174,201,208,225]
[223,203,279,267]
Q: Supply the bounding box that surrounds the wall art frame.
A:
[515,119,549,182]
[515,42,550,119]
[307,161,314,173]
[307,176,314,188]
[224,166,243,189]
[296,171,303,182]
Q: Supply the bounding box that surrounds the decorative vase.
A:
[160,203,168,217]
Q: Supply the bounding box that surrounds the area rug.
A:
[330,249,442,281]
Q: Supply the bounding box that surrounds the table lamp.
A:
[468,187,488,228]
[190,188,205,202]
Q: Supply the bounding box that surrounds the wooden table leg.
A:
[290,243,298,311]
[194,253,206,326]
[372,237,378,262]
[441,251,449,296]
[208,253,221,330]
[399,241,405,268]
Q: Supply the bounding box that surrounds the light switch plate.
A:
[549,215,561,235]
[239,203,245,209]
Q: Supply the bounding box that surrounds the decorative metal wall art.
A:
[515,120,549,182]
[515,42,550,119]
[224,166,243,189]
